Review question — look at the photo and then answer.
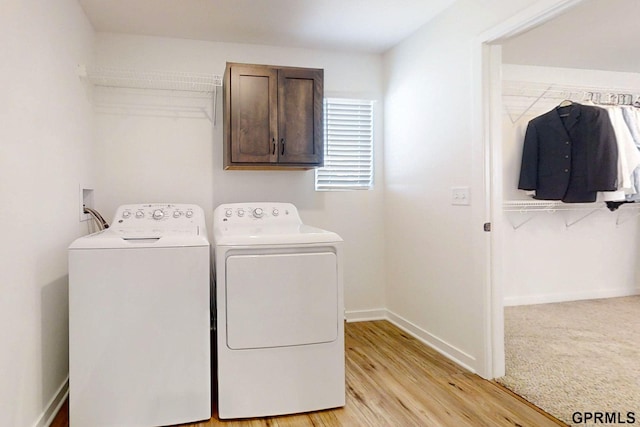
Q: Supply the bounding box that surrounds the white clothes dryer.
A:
[212,202,345,419]
[68,203,211,427]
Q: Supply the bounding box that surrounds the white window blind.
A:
[315,98,374,191]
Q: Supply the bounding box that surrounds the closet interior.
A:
[493,0,640,418]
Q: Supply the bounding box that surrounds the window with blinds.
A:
[315,98,374,191]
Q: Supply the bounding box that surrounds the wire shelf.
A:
[78,65,222,93]
[503,200,599,212]
[503,199,640,229]
[501,80,640,123]
[502,80,640,100]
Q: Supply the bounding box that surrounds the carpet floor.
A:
[497,296,640,426]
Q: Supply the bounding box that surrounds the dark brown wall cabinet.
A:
[223,62,324,169]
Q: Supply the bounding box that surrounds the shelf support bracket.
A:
[563,208,600,228]
[616,208,640,226]
[505,211,551,230]
[504,85,553,124]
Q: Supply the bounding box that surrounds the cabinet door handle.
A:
[280,138,285,155]
[272,138,276,155]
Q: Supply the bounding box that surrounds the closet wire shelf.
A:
[78,65,223,123]
[504,200,599,212]
[78,65,222,92]
[503,200,640,229]
[501,80,640,124]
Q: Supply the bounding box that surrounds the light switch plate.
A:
[451,187,470,205]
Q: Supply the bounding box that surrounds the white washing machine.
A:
[68,203,211,427]
[212,202,345,419]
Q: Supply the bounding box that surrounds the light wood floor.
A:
[52,321,565,427]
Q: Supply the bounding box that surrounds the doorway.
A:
[481,0,640,422]
[479,0,589,380]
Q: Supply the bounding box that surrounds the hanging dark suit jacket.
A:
[518,103,618,203]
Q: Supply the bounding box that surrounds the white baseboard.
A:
[385,310,477,373]
[348,308,477,374]
[33,376,68,427]
[345,308,387,322]
[504,287,640,307]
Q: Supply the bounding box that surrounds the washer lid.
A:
[213,224,342,246]
[69,227,209,249]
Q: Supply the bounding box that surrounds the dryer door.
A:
[225,251,338,349]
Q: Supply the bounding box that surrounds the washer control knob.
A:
[135,211,144,219]
[185,211,194,218]
[253,207,264,218]
[152,209,164,220]
[173,211,181,218]
[237,209,245,217]
[272,209,279,216]
[225,209,232,218]
[122,211,131,219]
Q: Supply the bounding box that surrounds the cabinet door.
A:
[277,68,324,165]
[229,65,278,163]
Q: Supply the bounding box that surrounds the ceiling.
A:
[78,0,640,72]
[78,0,457,54]
[501,0,640,73]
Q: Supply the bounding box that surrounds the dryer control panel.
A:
[214,203,301,226]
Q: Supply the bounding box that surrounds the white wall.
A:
[381,0,543,374]
[0,1,94,426]
[500,64,640,305]
[91,34,387,315]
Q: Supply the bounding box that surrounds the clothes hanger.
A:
[602,93,618,105]
[593,92,602,104]
[619,93,633,106]
[557,99,573,117]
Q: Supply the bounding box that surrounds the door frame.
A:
[472,0,587,378]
